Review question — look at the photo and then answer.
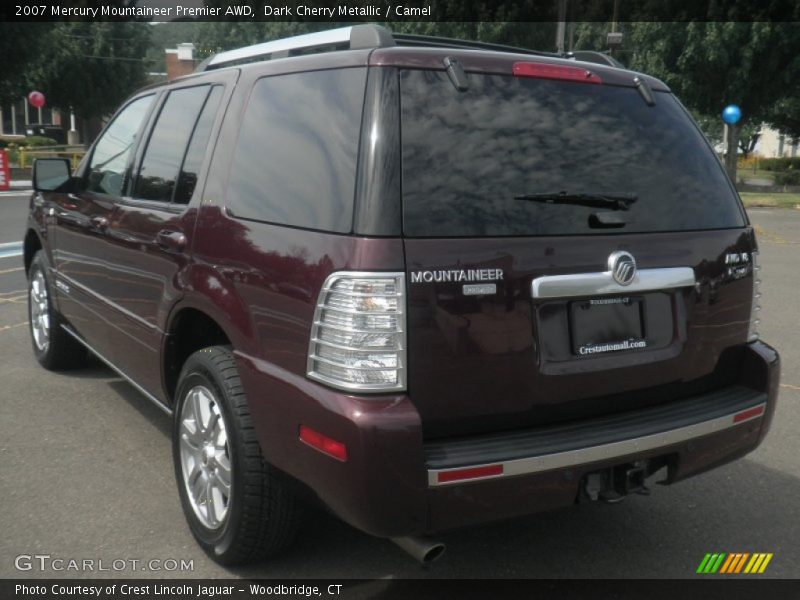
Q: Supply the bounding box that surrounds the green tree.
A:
[627,22,800,181]
[0,23,55,105]
[765,97,800,142]
[25,23,151,125]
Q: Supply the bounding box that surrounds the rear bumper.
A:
[237,341,779,538]
[425,385,766,487]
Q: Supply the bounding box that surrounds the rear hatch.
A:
[398,63,754,438]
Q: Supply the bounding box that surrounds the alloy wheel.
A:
[178,385,232,530]
[29,269,50,352]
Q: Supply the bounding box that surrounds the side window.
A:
[134,85,210,203]
[174,86,223,204]
[87,95,153,196]
[225,68,366,232]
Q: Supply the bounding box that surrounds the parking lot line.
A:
[0,266,23,275]
[0,242,23,259]
[0,321,27,333]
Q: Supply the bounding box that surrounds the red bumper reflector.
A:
[733,405,766,424]
[299,425,347,461]
[437,464,504,484]
[513,62,602,84]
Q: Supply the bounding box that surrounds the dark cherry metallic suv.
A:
[25,25,779,565]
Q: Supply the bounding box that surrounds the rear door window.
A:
[174,86,224,204]
[225,68,366,233]
[134,85,211,203]
[400,69,745,237]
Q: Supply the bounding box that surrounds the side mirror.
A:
[33,158,72,192]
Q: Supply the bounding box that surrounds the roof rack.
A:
[197,24,597,73]
[199,25,395,71]
[391,33,558,58]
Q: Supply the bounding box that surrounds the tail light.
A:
[748,252,761,342]
[307,272,406,392]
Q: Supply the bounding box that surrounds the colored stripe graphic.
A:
[719,554,736,574]
[744,553,774,574]
[700,552,774,575]
[759,554,773,573]
[723,553,749,573]
[697,554,713,573]
[711,553,726,573]
[734,553,750,573]
[697,553,727,574]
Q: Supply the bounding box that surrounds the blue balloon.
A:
[722,104,742,125]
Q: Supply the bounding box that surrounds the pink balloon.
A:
[28,91,46,109]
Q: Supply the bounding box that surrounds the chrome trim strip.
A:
[61,324,173,416]
[209,27,354,67]
[58,272,161,333]
[317,304,402,316]
[312,320,405,335]
[308,353,403,371]
[531,266,695,299]
[427,402,766,487]
[311,337,403,352]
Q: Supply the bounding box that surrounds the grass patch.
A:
[740,192,800,208]
[738,169,776,183]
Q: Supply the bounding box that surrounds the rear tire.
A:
[27,251,86,370]
[172,345,301,565]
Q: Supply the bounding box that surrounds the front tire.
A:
[28,251,86,370]
[173,346,301,565]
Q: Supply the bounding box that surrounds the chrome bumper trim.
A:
[427,402,765,487]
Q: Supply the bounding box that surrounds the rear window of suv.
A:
[400,69,746,237]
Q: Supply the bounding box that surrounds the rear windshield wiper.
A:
[514,191,638,211]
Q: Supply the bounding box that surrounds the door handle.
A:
[90,215,109,230]
[156,229,187,253]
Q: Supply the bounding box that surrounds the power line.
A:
[78,54,160,62]
[64,34,148,41]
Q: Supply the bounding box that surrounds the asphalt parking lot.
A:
[0,193,797,580]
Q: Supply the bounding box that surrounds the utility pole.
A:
[555,0,567,54]
[722,105,742,182]
[568,21,575,52]
[607,0,623,57]
[68,109,79,145]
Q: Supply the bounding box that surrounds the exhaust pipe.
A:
[391,536,446,565]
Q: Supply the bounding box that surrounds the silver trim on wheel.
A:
[29,269,50,352]
[179,385,232,530]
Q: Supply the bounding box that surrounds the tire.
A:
[28,251,86,370]
[172,345,302,565]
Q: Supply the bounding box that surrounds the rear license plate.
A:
[570,296,646,356]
